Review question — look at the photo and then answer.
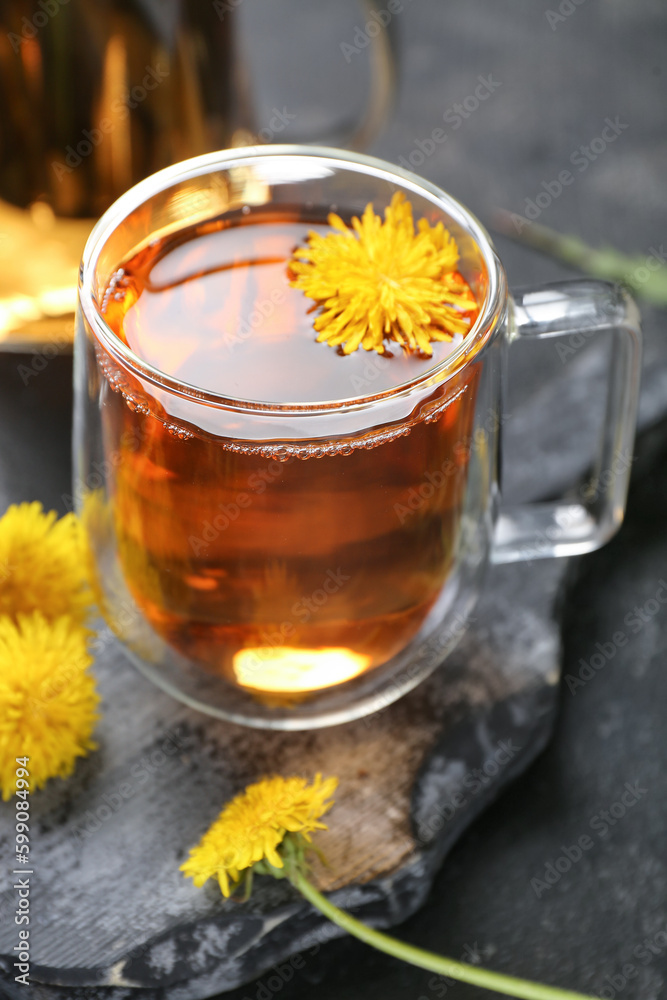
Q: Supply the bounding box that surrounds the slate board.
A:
[0,554,565,1000]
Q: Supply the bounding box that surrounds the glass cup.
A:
[73,146,641,729]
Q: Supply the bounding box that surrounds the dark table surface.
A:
[2,2,666,998]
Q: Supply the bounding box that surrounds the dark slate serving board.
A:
[0,554,565,1000]
[0,272,647,1000]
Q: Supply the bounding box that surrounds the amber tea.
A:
[96,211,480,697]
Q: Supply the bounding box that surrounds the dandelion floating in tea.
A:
[289,192,479,356]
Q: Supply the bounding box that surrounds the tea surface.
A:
[102,217,466,404]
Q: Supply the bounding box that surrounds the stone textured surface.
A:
[0,558,563,1000]
[262,412,667,1000]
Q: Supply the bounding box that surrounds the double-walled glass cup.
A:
[74,146,641,729]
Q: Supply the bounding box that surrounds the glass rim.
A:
[79,144,508,415]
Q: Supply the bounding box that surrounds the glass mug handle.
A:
[492,280,642,563]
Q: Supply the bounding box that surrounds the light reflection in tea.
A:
[233,647,371,693]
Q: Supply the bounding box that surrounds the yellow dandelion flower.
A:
[181,774,338,897]
[0,614,100,800]
[0,502,92,625]
[182,777,595,1000]
[289,192,479,356]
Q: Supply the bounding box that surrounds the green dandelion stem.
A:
[493,211,667,307]
[290,868,595,1000]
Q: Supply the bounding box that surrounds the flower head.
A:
[289,192,479,356]
[0,613,100,799]
[181,774,338,896]
[181,775,595,1000]
[0,502,92,625]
